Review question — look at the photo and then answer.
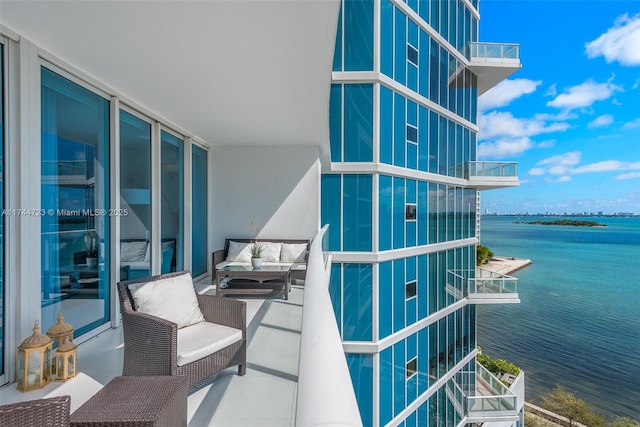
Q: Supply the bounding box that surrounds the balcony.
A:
[448,362,521,424]
[447,267,520,304]
[0,226,362,426]
[464,161,519,190]
[466,42,522,96]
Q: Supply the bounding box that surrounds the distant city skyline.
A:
[477,1,640,214]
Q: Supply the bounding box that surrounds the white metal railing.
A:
[453,363,518,418]
[447,268,518,298]
[296,225,363,427]
[468,42,520,61]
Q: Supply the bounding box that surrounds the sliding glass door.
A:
[192,145,207,277]
[40,67,110,337]
[161,130,183,273]
[119,110,152,280]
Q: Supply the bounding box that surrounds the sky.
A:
[476,0,640,215]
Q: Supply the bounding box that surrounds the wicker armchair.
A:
[117,271,246,391]
[0,395,71,427]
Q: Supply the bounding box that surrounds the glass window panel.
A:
[192,145,208,276]
[418,32,430,98]
[344,0,374,71]
[329,84,342,162]
[41,67,110,337]
[394,8,407,86]
[344,84,373,162]
[407,44,419,66]
[379,261,393,338]
[418,106,428,172]
[333,6,343,72]
[428,111,438,173]
[378,175,392,251]
[0,42,4,375]
[393,93,406,167]
[343,174,372,251]
[380,86,393,165]
[393,177,405,249]
[120,110,151,280]
[393,259,405,332]
[347,354,373,427]
[381,1,394,77]
[321,174,342,251]
[160,131,183,273]
[343,264,372,341]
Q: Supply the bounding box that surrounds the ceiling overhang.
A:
[0,0,341,148]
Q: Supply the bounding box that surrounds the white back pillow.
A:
[128,272,204,329]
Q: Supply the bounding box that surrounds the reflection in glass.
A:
[40,67,110,338]
[120,110,151,280]
[0,42,4,375]
[161,131,183,273]
[192,145,207,276]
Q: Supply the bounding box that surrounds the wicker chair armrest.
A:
[0,395,71,426]
[121,309,178,374]
[212,249,226,271]
[197,294,246,335]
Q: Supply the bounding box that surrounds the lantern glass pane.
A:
[69,354,75,375]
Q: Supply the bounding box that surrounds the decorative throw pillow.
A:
[226,241,252,262]
[121,241,148,262]
[127,271,204,329]
[260,242,282,262]
[281,243,307,263]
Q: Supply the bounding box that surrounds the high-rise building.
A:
[321,1,523,425]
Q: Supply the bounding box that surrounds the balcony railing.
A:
[447,267,519,303]
[467,42,520,62]
[468,161,518,178]
[295,225,363,427]
[449,362,519,422]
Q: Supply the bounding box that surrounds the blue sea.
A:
[477,216,640,421]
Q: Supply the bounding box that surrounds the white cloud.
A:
[537,151,582,167]
[544,176,572,183]
[478,78,542,111]
[622,118,640,129]
[587,114,614,129]
[528,168,545,176]
[586,13,640,66]
[545,84,557,97]
[616,172,640,180]
[478,111,570,140]
[477,137,534,159]
[547,79,622,110]
[573,160,640,174]
[537,139,556,148]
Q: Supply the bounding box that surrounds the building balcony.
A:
[463,161,520,190]
[448,362,522,424]
[466,42,522,96]
[446,267,520,304]
[0,226,362,427]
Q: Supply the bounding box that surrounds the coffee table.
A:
[216,265,291,299]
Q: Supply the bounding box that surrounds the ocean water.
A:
[477,216,640,421]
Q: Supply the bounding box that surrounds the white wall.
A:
[211,145,320,251]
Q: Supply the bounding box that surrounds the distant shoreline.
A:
[513,219,607,227]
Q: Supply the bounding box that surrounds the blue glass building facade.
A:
[322,0,486,425]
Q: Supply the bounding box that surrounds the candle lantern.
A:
[46,313,74,347]
[16,321,53,392]
[55,336,78,382]
[46,312,74,376]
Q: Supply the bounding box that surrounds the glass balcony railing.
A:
[467,42,520,61]
[449,363,518,421]
[468,161,518,179]
[447,268,518,302]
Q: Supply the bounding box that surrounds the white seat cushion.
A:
[121,241,148,262]
[128,272,204,329]
[176,321,243,367]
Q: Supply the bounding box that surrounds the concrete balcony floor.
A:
[0,278,305,426]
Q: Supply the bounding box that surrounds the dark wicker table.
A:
[216,264,291,299]
[69,376,188,427]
